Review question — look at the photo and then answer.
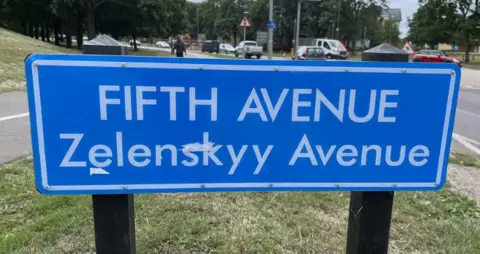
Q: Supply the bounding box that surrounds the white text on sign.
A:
[58,85,430,174]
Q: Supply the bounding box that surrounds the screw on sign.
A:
[24,41,460,253]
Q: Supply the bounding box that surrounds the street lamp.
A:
[294,0,323,54]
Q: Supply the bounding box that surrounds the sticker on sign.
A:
[24,54,460,195]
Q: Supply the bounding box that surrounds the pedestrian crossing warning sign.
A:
[402,41,415,54]
[240,16,251,27]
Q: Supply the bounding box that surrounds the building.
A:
[380,8,402,24]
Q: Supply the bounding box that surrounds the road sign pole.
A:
[346,43,409,254]
[346,191,394,254]
[93,194,136,254]
[82,37,136,254]
[244,26,246,42]
[268,0,273,59]
[295,0,301,54]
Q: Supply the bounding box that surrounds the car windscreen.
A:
[224,44,234,49]
[328,40,346,51]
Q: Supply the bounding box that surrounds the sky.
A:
[388,0,419,37]
[188,0,419,37]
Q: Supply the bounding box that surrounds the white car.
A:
[156,41,170,49]
[219,43,235,54]
[313,39,348,60]
[235,41,263,59]
[129,39,141,47]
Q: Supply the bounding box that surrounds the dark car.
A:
[201,40,220,54]
[293,46,326,60]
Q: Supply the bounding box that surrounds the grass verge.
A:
[464,62,480,70]
[0,28,170,93]
[1,157,480,253]
[0,28,78,93]
[449,151,480,168]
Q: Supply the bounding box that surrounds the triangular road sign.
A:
[402,41,415,54]
[240,16,251,27]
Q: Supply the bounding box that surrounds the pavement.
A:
[0,50,479,165]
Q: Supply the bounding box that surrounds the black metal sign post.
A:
[82,35,136,254]
[346,43,409,254]
[92,194,136,254]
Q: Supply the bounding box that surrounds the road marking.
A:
[456,109,480,119]
[461,85,480,90]
[452,133,480,155]
[0,112,29,122]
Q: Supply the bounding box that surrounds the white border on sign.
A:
[31,60,457,191]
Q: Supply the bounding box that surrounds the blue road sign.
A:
[268,21,276,30]
[25,54,461,195]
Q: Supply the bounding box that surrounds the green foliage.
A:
[0,0,404,52]
[408,0,480,62]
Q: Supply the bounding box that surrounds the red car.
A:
[413,50,463,67]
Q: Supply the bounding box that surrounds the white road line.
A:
[0,112,29,122]
[452,133,480,155]
[457,133,480,146]
[457,109,480,119]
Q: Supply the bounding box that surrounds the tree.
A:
[408,0,479,62]
[407,0,458,49]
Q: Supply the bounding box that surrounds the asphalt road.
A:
[451,86,480,154]
[0,54,479,165]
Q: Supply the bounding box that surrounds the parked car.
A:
[155,41,170,49]
[219,43,235,54]
[312,39,348,60]
[293,46,326,60]
[202,40,220,54]
[129,39,141,47]
[235,41,263,59]
[412,50,463,67]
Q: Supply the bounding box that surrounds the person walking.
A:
[173,35,187,57]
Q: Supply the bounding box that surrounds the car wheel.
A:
[235,51,238,57]
[202,49,205,53]
[257,55,262,59]
[326,54,332,59]
[413,58,421,62]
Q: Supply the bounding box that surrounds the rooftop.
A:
[380,8,402,23]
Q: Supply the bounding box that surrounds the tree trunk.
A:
[86,9,96,39]
[54,19,61,45]
[66,31,72,48]
[76,14,84,49]
[41,24,46,41]
[66,16,72,48]
[232,24,237,47]
[46,23,51,42]
[34,24,40,39]
[132,31,138,51]
[28,22,34,37]
[464,33,470,63]
[21,20,27,35]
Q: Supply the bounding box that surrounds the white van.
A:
[314,39,348,60]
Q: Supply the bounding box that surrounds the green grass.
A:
[0,28,78,93]
[2,157,480,253]
[0,28,170,93]
[449,151,480,168]
[205,52,236,59]
[128,48,171,57]
[464,62,480,70]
